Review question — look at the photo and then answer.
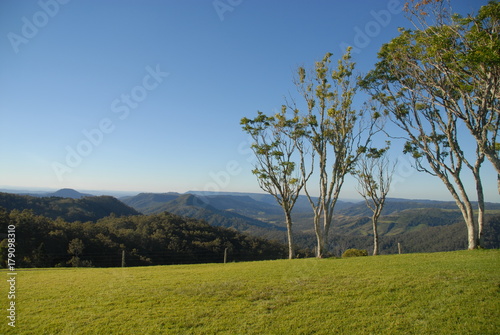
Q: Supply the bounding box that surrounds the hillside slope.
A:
[155,194,286,235]
[120,192,181,213]
[0,209,287,268]
[122,192,500,248]
[0,192,139,222]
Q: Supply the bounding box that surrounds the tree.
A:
[67,238,85,267]
[400,1,500,194]
[354,146,394,255]
[293,49,378,257]
[361,1,499,249]
[241,108,312,259]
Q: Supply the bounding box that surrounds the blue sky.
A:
[0,0,497,202]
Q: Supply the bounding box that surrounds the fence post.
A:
[224,248,228,264]
[122,250,126,267]
[397,243,402,255]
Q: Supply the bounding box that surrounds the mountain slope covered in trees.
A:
[0,192,139,222]
[122,193,286,235]
[122,192,500,237]
[0,209,288,268]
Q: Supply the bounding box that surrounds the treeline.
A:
[0,208,289,268]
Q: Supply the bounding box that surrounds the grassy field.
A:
[2,250,499,334]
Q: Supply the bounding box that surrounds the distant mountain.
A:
[121,192,283,217]
[0,192,139,222]
[337,198,500,217]
[122,191,499,238]
[43,188,93,199]
[186,191,357,213]
[121,192,288,237]
[152,194,286,235]
[120,192,180,214]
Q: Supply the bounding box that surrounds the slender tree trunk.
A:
[464,201,478,250]
[320,209,332,258]
[447,191,478,250]
[313,212,324,258]
[474,162,485,248]
[372,209,381,256]
[466,217,477,250]
[284,210,295,259]
[435,168,478,250]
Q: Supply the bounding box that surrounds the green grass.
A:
[2,250,499,334]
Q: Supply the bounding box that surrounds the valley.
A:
[1,188,498,261]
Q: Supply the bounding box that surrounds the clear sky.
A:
[0,0,497,202]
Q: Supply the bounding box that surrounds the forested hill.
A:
[122,193,286,235]
[0,210,288,268]
[0,192,139,222]
[155,194,285,232]
[338,198,500,217]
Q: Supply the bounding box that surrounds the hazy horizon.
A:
[2,185,499,204]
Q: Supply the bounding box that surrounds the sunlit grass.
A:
[2,250,499,334]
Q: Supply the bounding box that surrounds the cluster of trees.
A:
[0,208,289,268]
[242,1,499,257]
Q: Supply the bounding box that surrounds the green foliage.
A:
[342,248,368,258]
[68,238,84,256]
[363,1,500,190]
[0,208,287,268]
[240,109,308,200]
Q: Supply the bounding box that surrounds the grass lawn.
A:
[2,250,499,334]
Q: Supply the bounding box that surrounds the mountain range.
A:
[1,188,499,252]
[121,191,500,230]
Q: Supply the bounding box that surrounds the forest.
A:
[0,207,290,268]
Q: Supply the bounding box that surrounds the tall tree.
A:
[241,108,312,259]
[362,1,498,249]
[396,0,499,192]
[293,49,378,257]
[354,146,394,256]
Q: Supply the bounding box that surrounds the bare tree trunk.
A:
[313,213,324,258]
[372,208,382,256]
[435,171,478,250]
[284,210,295,259]
[465,217,477,250]
[474,159,485,248]
[463,199,478,250]
[320,208,333,258]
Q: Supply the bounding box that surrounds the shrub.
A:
[342,248,368,258]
